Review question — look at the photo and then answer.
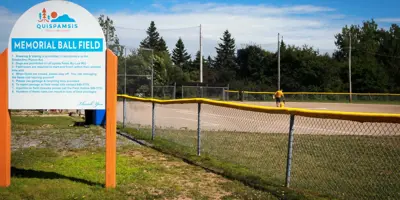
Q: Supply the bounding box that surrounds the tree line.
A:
[98,15,400,95]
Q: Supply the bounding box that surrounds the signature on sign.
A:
[78,101,104,108]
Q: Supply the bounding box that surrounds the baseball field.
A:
[117,100,400,199]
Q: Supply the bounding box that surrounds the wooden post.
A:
[0,49,11,187]
[105,49,117,188]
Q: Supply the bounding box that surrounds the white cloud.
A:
[0,6,20,51]
[97,2,343,57]
[151,3,167,11]
[376,18,400,23]
[169,3,335,15]
[0,3,345,57]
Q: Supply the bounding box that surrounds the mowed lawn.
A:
[0,116,280,200]
[120,126,400,200]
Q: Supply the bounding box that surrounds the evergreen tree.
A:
[206,56,214,68]
[191,51,206,70]
[140,21,169,53]
[204,55,218,83]
[214,30,238,82]
[140,21,161,50]
[172,38,191,68]
[158,37,169,52]
[188,51,206,81]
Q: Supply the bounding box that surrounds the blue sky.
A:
[2,0,399,19]
[1,0,399,56]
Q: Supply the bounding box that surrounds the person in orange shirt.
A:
[273,89,285,107]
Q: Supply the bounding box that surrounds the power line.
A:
[114,25,200,31]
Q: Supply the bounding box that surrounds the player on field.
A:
[273,89,285,107]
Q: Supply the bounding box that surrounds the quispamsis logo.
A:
[37,8,78,30]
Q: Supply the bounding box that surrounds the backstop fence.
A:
[226,90,400,104]
[181,86,229,100]
[117,95,400,200]
[153,85,176,99]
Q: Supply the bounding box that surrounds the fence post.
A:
[122,97,126,128]
[227,84,230,101]
[181,85,184,99]
[285,114,295,187]
[222,88,225,101]
[173,82,176,99]
[151,102,155,140]
[197,103,201,156]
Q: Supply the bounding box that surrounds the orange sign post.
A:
[105,49,117,188]
[0,49,11,187]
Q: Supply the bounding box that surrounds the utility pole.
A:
[151,49,154,98]
[278,33,281,90]
[200,24,203,83]
[349,32,352,103]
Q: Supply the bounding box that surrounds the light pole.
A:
[278,33,281,90]
[139,47,154,98]
[200,24,203,83]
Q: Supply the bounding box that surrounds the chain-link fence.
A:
[117,96,400,200]
[118,47,153,97]
[153,85,176,99]
[181,86,229,100]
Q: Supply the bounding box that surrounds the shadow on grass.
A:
[11,167,104,187]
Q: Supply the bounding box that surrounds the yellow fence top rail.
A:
[225,90,400,96]
[118,94,400,124]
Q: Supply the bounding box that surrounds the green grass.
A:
[119,126,400,200]
[11,116,85,130]
[2,147,279,200]
[1,116,281,200]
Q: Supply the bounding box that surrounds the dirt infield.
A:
[117,101,400,136]
[231,101,400,113]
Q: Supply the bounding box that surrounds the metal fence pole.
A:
[151,50,154,99]
[227,84,230,101]
[181,85,184,99]
[197,103,201,156]
[285,114,295,187]
[151,102,155,140]
[123,98,126,128]
[122,47,127,128]
[222,88,225,101]
[173,82,176,99]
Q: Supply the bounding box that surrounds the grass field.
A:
[119,126,400,200]
[1,116,282,200]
